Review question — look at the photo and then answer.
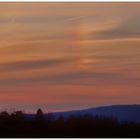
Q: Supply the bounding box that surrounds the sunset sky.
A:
[0,3,140,113]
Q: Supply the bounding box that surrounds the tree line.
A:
[0,108,140,138]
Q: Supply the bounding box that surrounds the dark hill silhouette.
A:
[0,105,140,137]
[52,104,140,123]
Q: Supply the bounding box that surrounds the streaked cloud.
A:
[0,3,140,111]
[0,57,74,71]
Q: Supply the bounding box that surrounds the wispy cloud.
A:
[0,57,74,71]
[0,3,140,111]
[1,70,139,87]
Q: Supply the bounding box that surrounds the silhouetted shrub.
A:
[0,111,10,121]
[34,109,45,122]
[10,111,25,123]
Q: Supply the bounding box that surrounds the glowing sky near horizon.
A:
[0,3,140,113]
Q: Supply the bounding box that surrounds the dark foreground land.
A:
[0,109,140,138]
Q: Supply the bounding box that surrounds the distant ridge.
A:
[52,104,140,123]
